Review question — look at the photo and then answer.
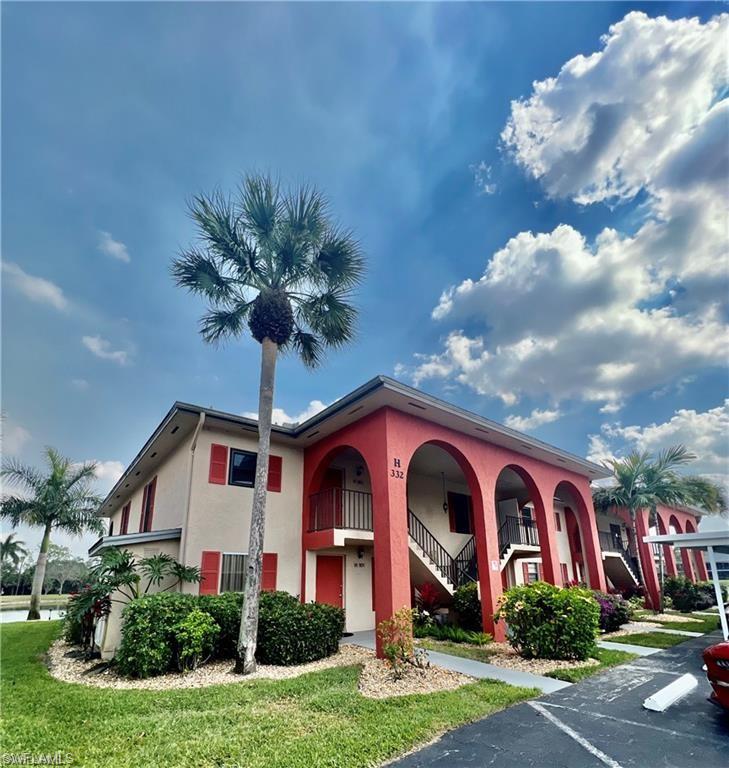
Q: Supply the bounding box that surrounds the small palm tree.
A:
[0,533,28,568]
[1,448,104,619]
[593,445,727,609]
[172,173,364,673]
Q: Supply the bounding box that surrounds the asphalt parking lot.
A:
[391,632,729,768]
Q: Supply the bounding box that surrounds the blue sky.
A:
[3,2,727,555]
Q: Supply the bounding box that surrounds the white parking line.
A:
[529,702,624,768]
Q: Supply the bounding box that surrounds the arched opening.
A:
[303,446,375,632]
[554,481,588,584]
[495,465,551,587]
[657,515,678,578]
[668,514,688,578]
[406,442,481,622]
[683,519,706,580]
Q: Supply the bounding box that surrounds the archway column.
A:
[634,508,661,610]
[680,548,696,582]
[472,477,505,642]
[657,516,678,578]
[693,550,709,581]
[533,479,562,585]
[570,481,607,592]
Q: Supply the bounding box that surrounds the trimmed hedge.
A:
[256,591,345,666]
[115,590,345,678]
[496,582,599,661]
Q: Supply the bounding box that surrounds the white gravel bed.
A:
[46,639,475,698]
[474,643,599,676]
[634,612,705,624]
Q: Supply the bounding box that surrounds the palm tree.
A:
[172,173,364,673]
[1,448,104,619]
[1,533,28,568]
[592,445,727,609]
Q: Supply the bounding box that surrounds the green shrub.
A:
[664,576,725,612]
[453,582,482,631]
[116,593,197,678]
[175,609,220,672]
[198,592,244,658]
[377,607,415,680]
[256,591,345,666]
[495,582,599,661]
[413,623,492,645]
[593,591,631,632]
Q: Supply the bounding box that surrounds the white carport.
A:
[643,529,729,641]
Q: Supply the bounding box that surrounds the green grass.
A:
[545,648,637,683]
[0,594,68,609]
[632,612,719,634]
[1,622,537,768]
[606,632,689,649]
[417,639,496,663]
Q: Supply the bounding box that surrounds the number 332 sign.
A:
[390,458,404,479]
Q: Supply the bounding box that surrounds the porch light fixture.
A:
[441,472,448,514]
[357,547,364,559]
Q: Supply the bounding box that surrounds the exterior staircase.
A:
[599,531,640,589]
[498,515,541,570]
[407,510,477,594]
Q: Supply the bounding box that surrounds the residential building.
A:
[90,376,706,658]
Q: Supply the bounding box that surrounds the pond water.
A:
[0,607,66,623]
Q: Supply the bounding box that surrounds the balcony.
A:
[598,531,627,554]
[308,488,373,532]
[498,515,540,556]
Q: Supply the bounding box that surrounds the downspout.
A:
[180,412,206,567]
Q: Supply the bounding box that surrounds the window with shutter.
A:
[267,455,282,492]
[139,477,156,533]
[262,553,278,591]
[199,551,222,595]
[209,443,228,484]
[560,563,569,583]
[120,502,130,534]
[555,512,562,532]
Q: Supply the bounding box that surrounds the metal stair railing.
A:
[407,510,456,586]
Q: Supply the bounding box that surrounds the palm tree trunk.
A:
[628,508,651,608]
[28,522,52,620]
[649,506,665,614]
[235,337,278,674]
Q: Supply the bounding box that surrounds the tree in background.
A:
[172,173,364,673]
[43,544,89,594]
[1,533,28,568]
[1,448,104,619]
[593,445,727,610]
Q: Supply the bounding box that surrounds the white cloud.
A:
[242,400,328,427]
[470,161,496,195]
[588,401,729,504]
[89,460,125,491]
[70,378,89,391]
[2,262,68,311]
[504,408,562,432]
[1,419,31,457]
[404,12,729,410]
[82,335,130,366]
[98,231,130,263]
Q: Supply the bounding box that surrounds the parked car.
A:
[703,641,729,710]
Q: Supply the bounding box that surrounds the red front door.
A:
[316,555,343,608]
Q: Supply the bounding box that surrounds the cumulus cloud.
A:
[242,400,328,426]
[588,401,729,513]
[1,418,31,457]
[82,335,130,366]
[2,262,68,311]
[504,408,562,432]
[404,12,729,410]
[90,460,125,491]
[98,231,130,263]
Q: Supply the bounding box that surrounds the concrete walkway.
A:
[596,639,661,656]
[342,631,571,693]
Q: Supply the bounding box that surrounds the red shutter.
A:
[371,556,375,610]
[522,562,529,583]
[560,563,569,583]
[121,503,130,534]
[448,493,456,532]
[199,551,221,595]
[209,444,228,484]
[262,553,278,591]
[537,563,544,581]
[555,512,562,532]
[267,455,282,492]
[139,484,149,532]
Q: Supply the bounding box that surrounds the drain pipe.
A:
[180,412,205,567]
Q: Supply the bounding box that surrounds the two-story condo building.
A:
[91,376,708,658]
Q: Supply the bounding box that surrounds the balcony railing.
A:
[498,515,540,556]
[598,531,628,554]
[308,488,373,532]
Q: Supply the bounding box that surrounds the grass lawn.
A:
[2,622,537,768]
[606,632,689,649]
[545,648,637,683]
[417,639,495,664]
[633,612,719,634]
[0,594,68,608]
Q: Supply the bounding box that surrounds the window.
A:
[560,563,569,583]
[555,512,562,532]
[139,477,156,532]
[448,492,473,534]
[120,502,130,534]
[229,449,257,487]
[109,520,114,536]
[523,562,541,583]
[520,506,534,527]
[220,553,248,593]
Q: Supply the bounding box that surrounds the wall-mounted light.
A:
[441,472,448,514]
[357,547,364,559]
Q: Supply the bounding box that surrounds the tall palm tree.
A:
[592,445,727,609]
[172,173,364,673]
[1,448,104,619]
[1,532,28,568]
